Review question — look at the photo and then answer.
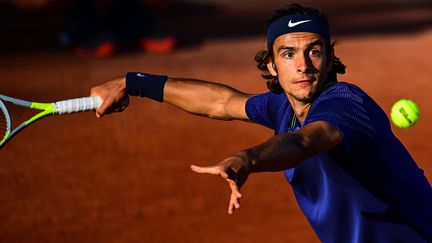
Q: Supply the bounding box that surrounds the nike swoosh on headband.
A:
[288,19,312,27]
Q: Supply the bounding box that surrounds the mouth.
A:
[294,79,315,84]
[295,79,313,83]
[293,78,317,88]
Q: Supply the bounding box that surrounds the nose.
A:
[296,53,312,73]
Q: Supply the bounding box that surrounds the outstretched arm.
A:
[90,75,251,120]
[164,78,250,120]
[191,120,343,214]
[244,120,343,172]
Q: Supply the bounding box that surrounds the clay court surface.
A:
[1,1,431,242]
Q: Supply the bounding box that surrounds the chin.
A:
[299,90,316,99]
[293,94,314,102]
[298,97,314,103]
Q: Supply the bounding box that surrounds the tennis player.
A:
[90,4,432,242]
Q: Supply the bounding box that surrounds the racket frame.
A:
[0,99,12,145]
[0,94,100,149]
[0,94,55,148]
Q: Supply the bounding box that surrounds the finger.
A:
[95,108,103,118]
[190,165,220,175]
[227,179,242,215]
[228,194,241,215]
[227,179,242,199]
[228,191,241,215]
[96,96,116,118]
[96,101,107,118]
[219,170,230,180]
[228,202,234,215]
[90,89,102,118]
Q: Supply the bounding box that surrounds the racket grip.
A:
[54,96,102,115]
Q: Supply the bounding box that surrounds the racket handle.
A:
[54,96,102,115]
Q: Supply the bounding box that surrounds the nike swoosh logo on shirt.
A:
[288,19,312,27]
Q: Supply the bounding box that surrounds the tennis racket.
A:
[0,94,101,149]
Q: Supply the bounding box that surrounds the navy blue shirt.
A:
[245,82,432,243]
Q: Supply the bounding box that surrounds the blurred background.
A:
[1,0,431,55]
[1,0,431,242]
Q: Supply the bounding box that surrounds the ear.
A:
[266,61,278,76]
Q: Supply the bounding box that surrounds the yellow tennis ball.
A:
[390,99,419,128]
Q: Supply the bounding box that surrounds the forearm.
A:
[91,72,251,119]
[124,72,250,120]
[163,78,249,120]
[242,133,311,172]
[242,121,343,173]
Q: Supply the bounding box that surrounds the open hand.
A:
[191,153,250,215]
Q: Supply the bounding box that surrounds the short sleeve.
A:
[245,93,275,129]
[304,83,383,153]
[246,91,290,130]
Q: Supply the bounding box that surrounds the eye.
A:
[282,51,295,59]
[309,49,322,57]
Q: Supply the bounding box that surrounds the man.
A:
[90,4,432,242]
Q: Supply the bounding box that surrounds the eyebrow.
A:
[308,39,325,48]
[277,39,325,54]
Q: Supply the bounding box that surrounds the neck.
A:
[287,97,312,124]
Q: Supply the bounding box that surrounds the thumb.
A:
[96,97,112,118]
[190,164,221,175]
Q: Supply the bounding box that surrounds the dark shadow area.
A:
[0,0,431,55]
[324,1,432,37]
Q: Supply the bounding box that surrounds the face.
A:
[267,32,332,104]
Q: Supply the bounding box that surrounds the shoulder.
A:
[319,82,368,100]
[313,81,379,111]
[245,91,291,130]
[246,91,289,112]
[306,81,389,145]
[247,91,287,103]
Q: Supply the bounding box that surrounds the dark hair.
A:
[255,3,346,94]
